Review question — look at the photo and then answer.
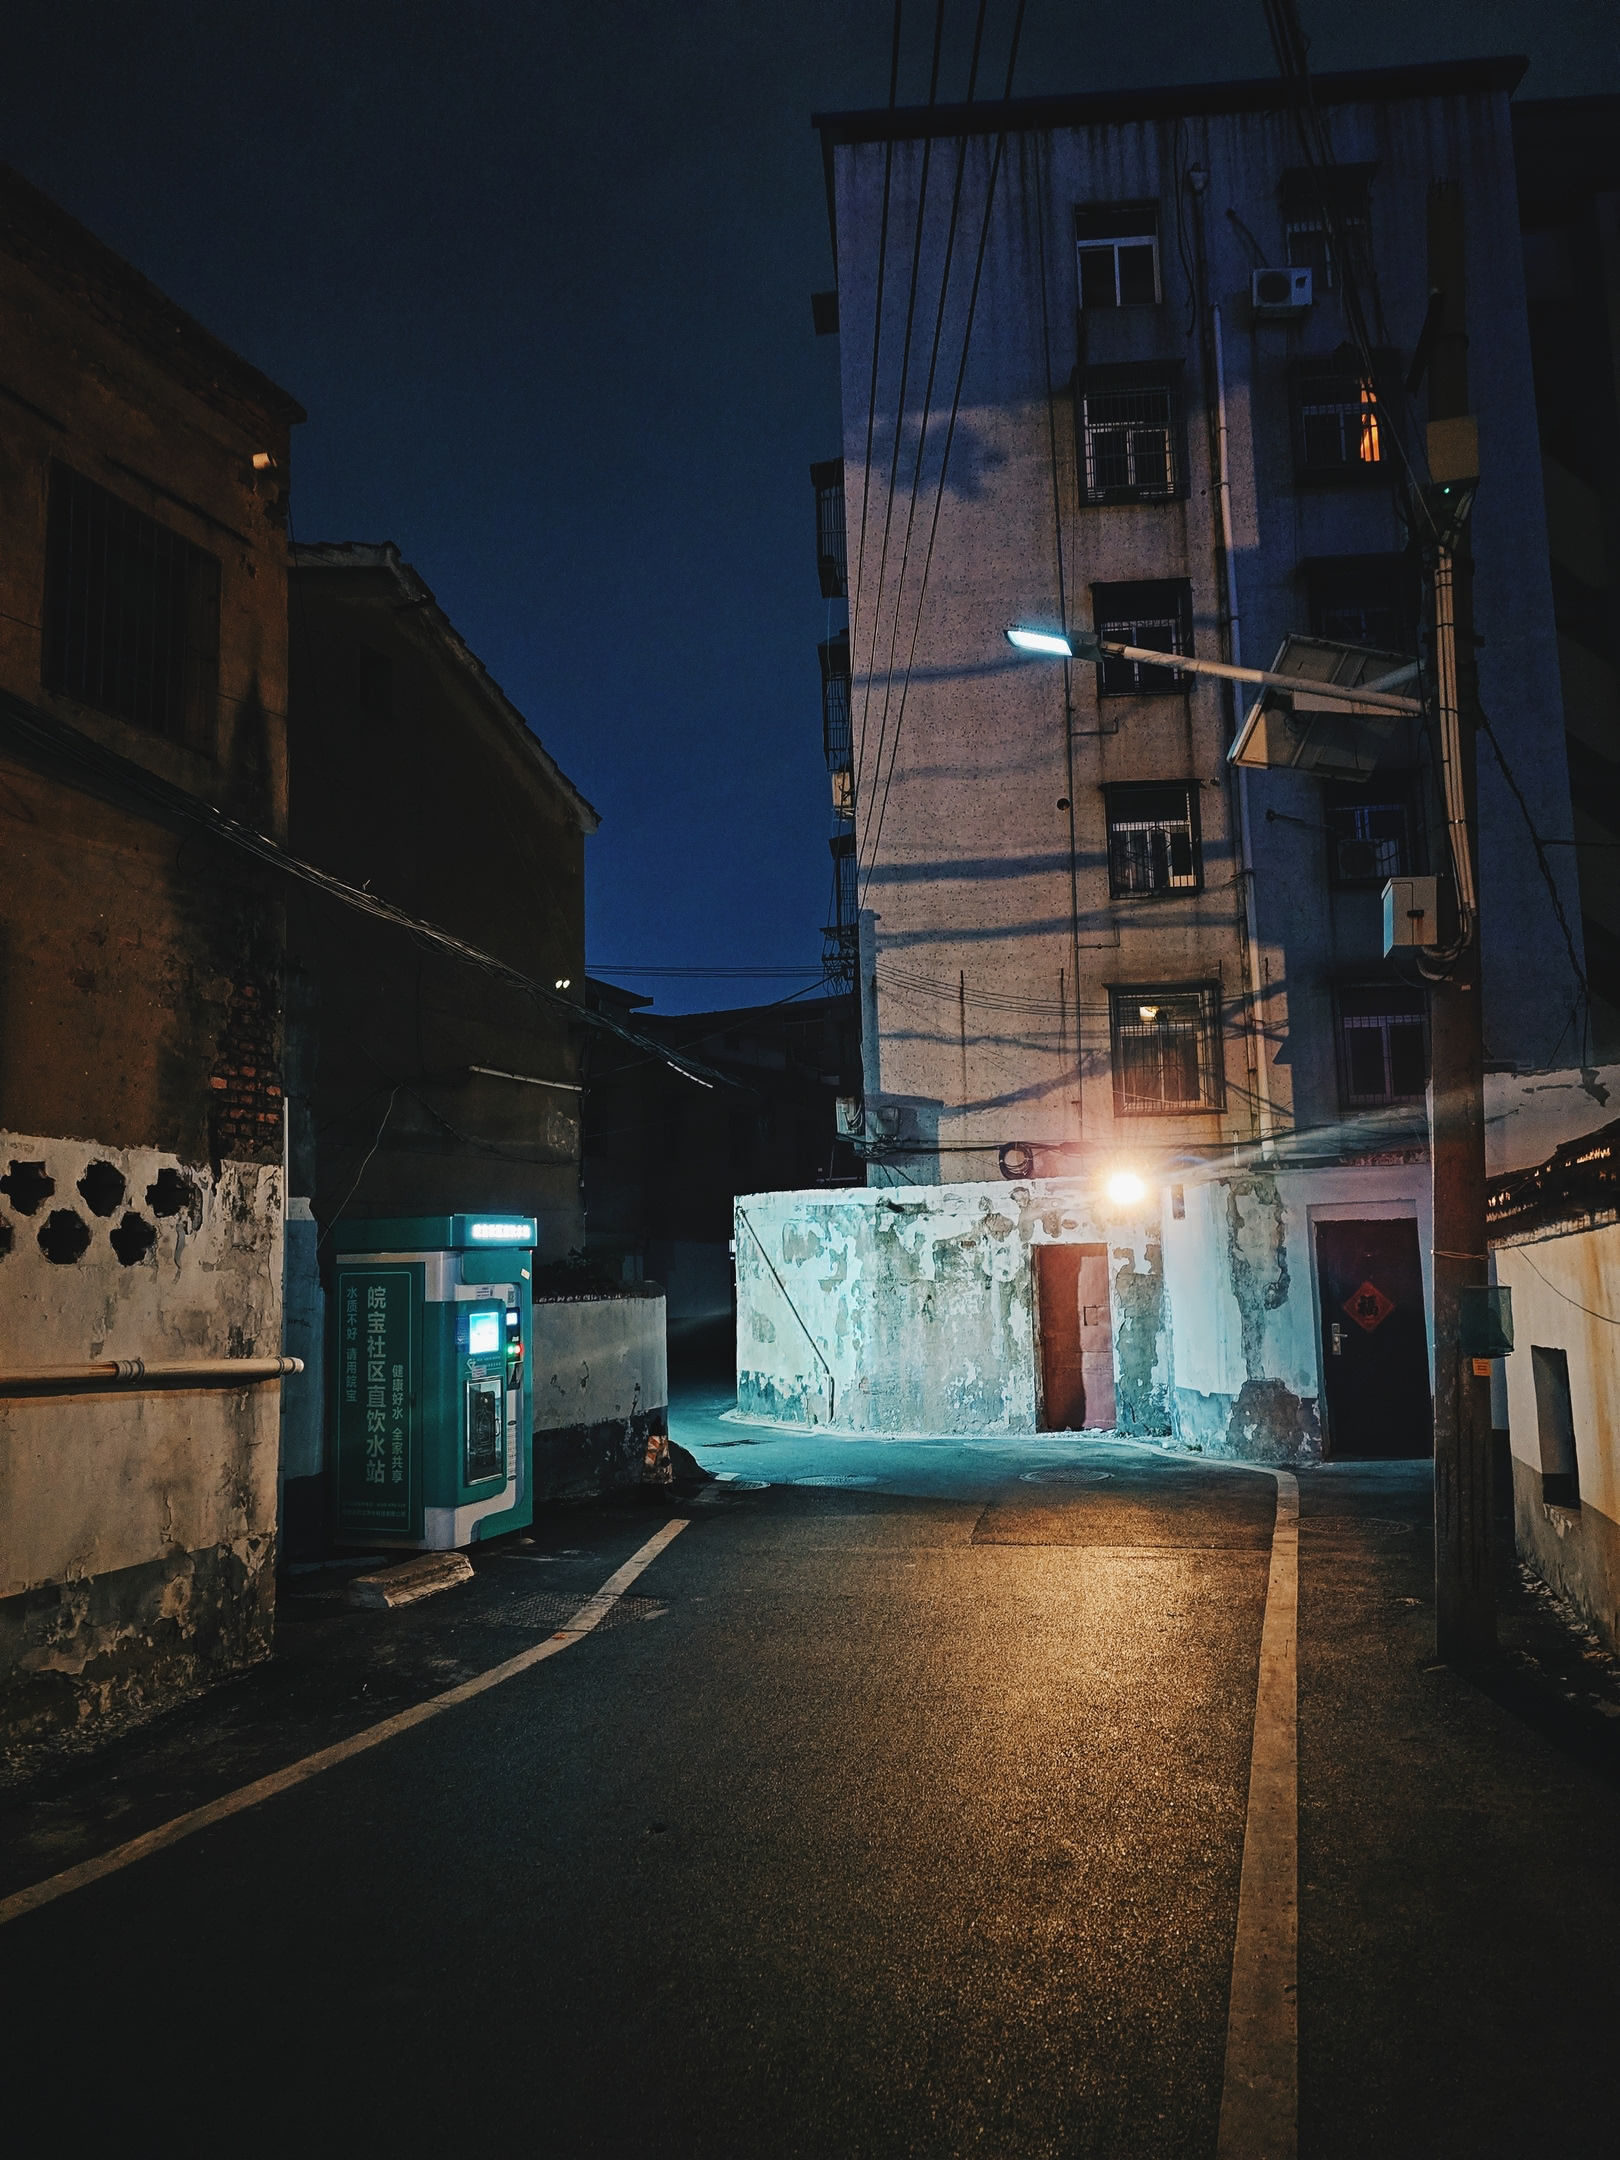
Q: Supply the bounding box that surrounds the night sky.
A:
[5,2,1612,1011]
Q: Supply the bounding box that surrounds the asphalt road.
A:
[3,1386,1619,2157]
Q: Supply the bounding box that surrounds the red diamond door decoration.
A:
[1344,1279,1395,1332]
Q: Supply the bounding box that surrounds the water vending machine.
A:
[331,1214,534,1549]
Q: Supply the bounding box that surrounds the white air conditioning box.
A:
[1383,875,1438,953]
[1252,266,1313,318]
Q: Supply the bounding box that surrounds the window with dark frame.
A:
[1280,166,1373,291]
[43,462,221,751]
[1303,554,1419,656]
[810,458,847,599]
[1323,776,1417,886]
[1109,985,1224,1115]
[1335,986,1427,1107]
[1092,580,1192,694]
[1076,369,1184,504]
[1292,353,1395,481]
[1076,202,1161,309]
[1105,781,1202,897]
[819,631,851,771]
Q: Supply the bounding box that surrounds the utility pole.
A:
[1424,180,1495,1660]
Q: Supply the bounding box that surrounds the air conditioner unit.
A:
[1252,266,1313,318]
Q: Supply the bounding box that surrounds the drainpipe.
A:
[1212,302,1275,1158]
[0,1357,304,1393]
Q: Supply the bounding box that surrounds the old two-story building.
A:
[278,542,602,1550]
[736,59,1595,1460]
[0,166,303,1739]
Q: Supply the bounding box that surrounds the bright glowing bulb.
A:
[554,977,572,989]
[1106,1171,1147,1207]
[1005,626,1074,657]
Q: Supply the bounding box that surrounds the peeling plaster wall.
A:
[1161,1163,1431,1463]
[531,1288,668,1501]
[0,1132,284,1741]
[734,1179,1166,1437]
[1497,1222,1620,1652]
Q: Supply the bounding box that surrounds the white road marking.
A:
[1217,1470,1300,2159]
[0,1517,690,1929]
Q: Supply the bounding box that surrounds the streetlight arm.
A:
[1080,637,1424,715]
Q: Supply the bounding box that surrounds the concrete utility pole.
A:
[1424,180,1495,1661]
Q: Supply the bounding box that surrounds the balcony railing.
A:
[819,630,851,771]
[811,459,846,599]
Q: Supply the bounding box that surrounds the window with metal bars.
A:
[810,459,846,599]
[1323,785,1416,886]
[1075,202,1161,308]
[819,631,851,771]
[1280,166,1373,292]
[1076,372,1183,504]
[1303,554,1418,656]
[1091,580,1192,694]
[43,462,221,751]
[1109,984,1224,1115]
[1292,353,1394,482]
[1105,782,1202,896]
[1335,986,1427,1107]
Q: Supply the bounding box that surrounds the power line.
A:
[860,1,1027,901]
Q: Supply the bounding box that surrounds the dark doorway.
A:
[1314,1217,1432,1458]
[1035,1244,1116,1431]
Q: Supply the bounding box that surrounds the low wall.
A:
[733,1179,1167,1437]
[0,1130,283,1745]
[1497,1219,1620,1651]
[532,1284,668,1501]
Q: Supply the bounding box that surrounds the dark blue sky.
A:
[4,2,1612,1010]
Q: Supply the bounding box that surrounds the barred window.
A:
[1303,554,1419,655]
[1076,202,1161,308]
[1336,987,1427,1107]
[1106,781,1201,896]
[1324,786,1414,885]
[1078,379,1181,503]
[43,462,221,750]
[1293,354,1394,481]
[829,830,857,927]
[1280,166,1373,291]
[1110,985,1224,1115]
[1092,579,1192,695]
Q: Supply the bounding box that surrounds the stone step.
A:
[344,1551,475,1610]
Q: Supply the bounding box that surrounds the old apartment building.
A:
[0,167,303,1736]
[737,59,1589,1458]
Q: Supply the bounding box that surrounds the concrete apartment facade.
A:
[0,167,303,1738]
[736,61,1587,1461]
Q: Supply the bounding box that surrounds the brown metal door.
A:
[1078,1247,1116,1430]
[1036,1244,1113,1431]
[1315,1217,1432,1458]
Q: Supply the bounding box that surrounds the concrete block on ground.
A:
[345,1552,474,1610]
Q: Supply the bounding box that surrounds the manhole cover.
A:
[482,1592,667,1633]
[1019,1467,1115,1485]
[1303,1515,1417,1537]
[791,1474,880,1488]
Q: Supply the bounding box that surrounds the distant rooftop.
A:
[812,55,1529,150]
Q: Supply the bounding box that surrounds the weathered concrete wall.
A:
[0,1131,284,1741]
[1497,1220,1620,1651]
[733,1178,1166,1437]
[532,1287,668,1501]
[0,168,298,1744]
[1160,1162,1430,1463]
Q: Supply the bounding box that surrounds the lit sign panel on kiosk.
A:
[467,1309,501,1355]
[469,1220,529,1243]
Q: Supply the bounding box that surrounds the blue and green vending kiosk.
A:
[331,1214,534,1549]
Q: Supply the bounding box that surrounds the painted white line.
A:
[0,1517,690,1930]
[1217,1470,1300,2160]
